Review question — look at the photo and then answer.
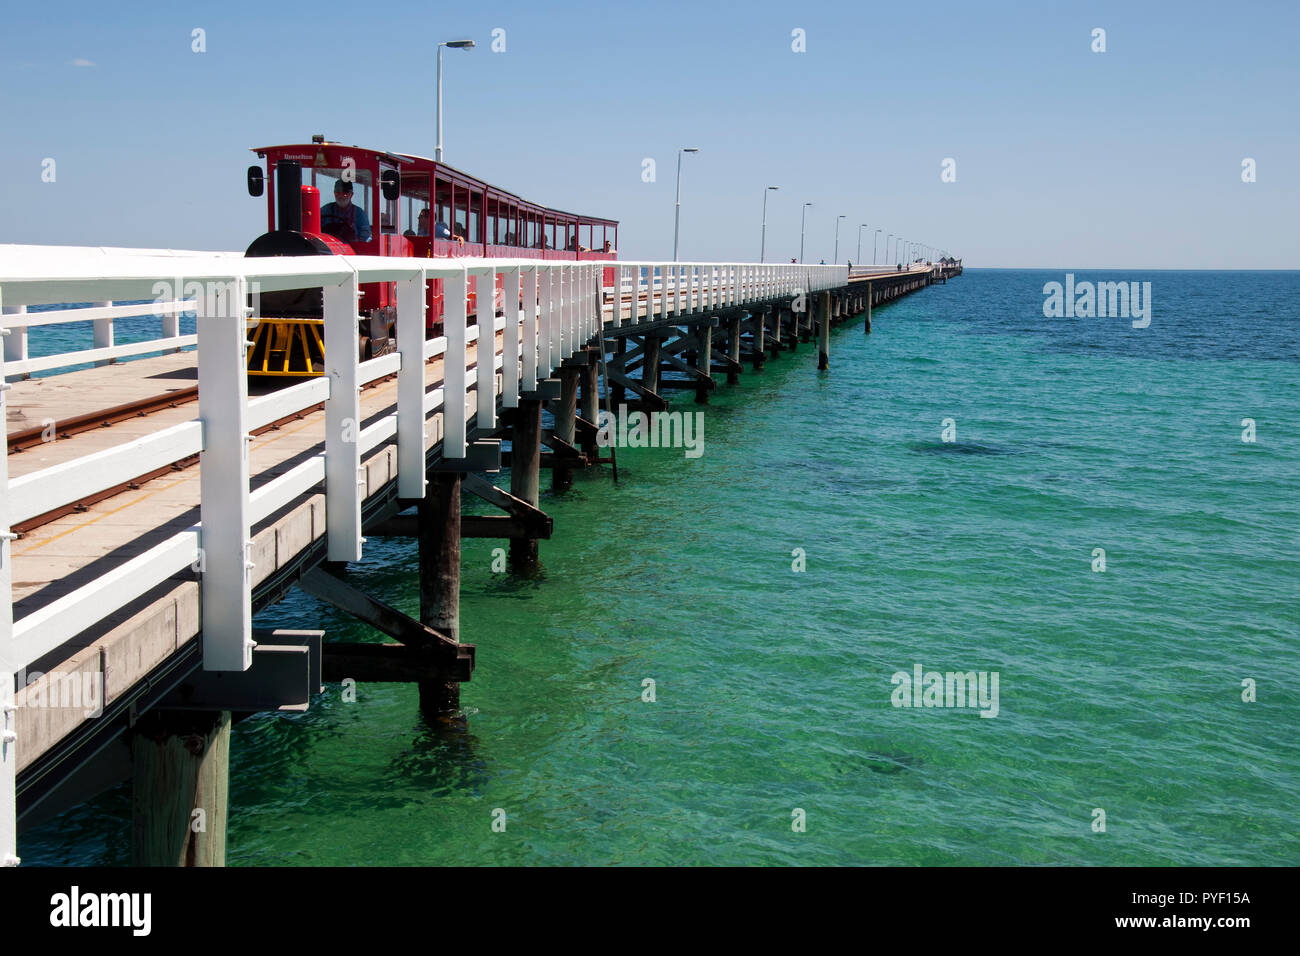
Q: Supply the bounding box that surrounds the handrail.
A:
[0,246,854,863]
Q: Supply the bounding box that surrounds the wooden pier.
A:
[0,247,959,865]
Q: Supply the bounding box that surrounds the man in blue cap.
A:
[321,179,372,243]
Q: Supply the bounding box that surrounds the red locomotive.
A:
[244,135,618,376]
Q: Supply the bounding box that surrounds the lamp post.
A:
[672,147,700,261]
[800,202,813,264]
[833,214,846,264]
[436,39,476,163]
[760,186,779,263]
[873,228,881,265]
[857,223,868,264]
[886,234,893,265]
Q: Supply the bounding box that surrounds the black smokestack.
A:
[276,160,303,233]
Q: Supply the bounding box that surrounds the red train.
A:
[244,135,619,376]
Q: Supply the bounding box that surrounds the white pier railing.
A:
[0,244,847,863]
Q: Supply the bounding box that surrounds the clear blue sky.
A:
[1,0,1296,268]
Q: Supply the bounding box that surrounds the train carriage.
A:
[244,136,618,377]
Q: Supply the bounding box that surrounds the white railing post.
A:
[644,265,653,322]
[587,265,596,340]
[476,267,497,431]
[634,265,644,325]
[539,266,554,378]
[522,266,538,392]
[566,265,577,355]
[614,265,626,327]
[1,288,18,866]
[197,276,253,672]
[578,265,588,344]
[502,265,520,409]
[2,305,28,381]
[579,264,588,346]
[554,265,565,369]
[162,283,181,347]
[323,271,363,563]
[567,264,578,354]
[396,270,427,500]
[444,268,468,457]
[547,266,560,373]
[673,264,682,316]
[92,300,113,367]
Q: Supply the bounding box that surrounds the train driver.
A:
[321,180,372,243]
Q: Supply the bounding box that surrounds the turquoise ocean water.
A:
[21,269,1300,865]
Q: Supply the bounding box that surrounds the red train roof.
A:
[251,141,617,226]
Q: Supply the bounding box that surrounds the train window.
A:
[402,172,431,237]
[567,221,579,252]
[544,218,555,250]
[506,203,517,245]
[485,196,497,248]
[434,177,453,237]
[468,190,482,244]
[453,186,468,241]
[580,223,592,252]
[309,167,373,241]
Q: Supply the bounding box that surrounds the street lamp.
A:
[833,214,846,264]
[873,228,881,264]
[800,202,813,264]
[886,234,893,265]
[436,39,476,163]
[857,223,868,264]
[760,186,779,263]
[672,147,700,261]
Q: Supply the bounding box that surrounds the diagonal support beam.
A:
[462,473,550,526]
[604,364,668,410]
[299,567,473,677]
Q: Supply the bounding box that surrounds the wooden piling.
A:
[553,366,580,492]
[753,307,767,369]
[818,291,831,370]
[131,709,230,866]
[866,282,873,333]
[696,323,712,404]
[418,472,461,716]
[642,334,661,396]
[727,314,741,385]
[509,398,542,572]
[612,337,626,406]
[580,352,599,459]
